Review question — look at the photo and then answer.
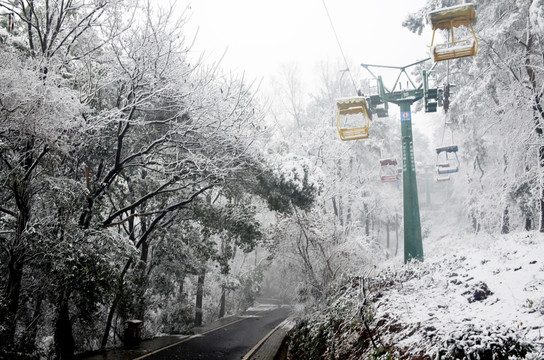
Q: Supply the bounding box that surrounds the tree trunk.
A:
[538,146,544,232]
[194,266,206,327]
[472,215,480,233]
[523,31,544,233]
[54,292,75,360]
[525,217,532,231]
[333,196,344,227]
[386,219,390,253]
[134,267,147,322]
[101,262,131,349]
[4,257,23,344]
[101,293,120,349]
[135,216,149,321]
[24,295,43,349]
[139,226,149,263]
[501,207,510,234]
[178,276,185,302]
[219,286,226,319]
[364,202,370,237]
[3,148,34,344]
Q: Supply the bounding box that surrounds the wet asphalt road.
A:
[139,306,290,360]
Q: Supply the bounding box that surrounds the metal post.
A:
[399,102,424,263]
[361,60,433,263]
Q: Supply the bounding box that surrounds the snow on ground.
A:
[246,303,283,312]
[374,230,544,358]
[289,201,543,358]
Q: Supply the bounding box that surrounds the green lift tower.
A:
[361,59,442,263]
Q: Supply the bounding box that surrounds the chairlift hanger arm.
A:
[418,62,439,91]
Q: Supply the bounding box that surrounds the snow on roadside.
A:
[246,303,282,312]
[374,231,544,358]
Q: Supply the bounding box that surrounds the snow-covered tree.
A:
[1,1,272,357]
[405,0,544,233]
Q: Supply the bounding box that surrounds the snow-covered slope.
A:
[375,231,544,358]
[288,231,544,359]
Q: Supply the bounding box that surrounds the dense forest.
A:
[0,0,543,359]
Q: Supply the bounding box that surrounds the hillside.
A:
[287,230,544,359]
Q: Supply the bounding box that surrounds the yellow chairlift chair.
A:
[336,97,370,141]
[429,3,478,62]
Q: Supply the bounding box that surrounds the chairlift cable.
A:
[321,0,358,95]
[441,120,447,144]
[441,58,453,145]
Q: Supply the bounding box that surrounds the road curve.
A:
[138,306,290,360]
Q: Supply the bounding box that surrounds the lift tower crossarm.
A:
[361,58,431,94]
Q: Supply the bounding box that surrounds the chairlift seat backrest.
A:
[336,97,367,111]
[380,158,398,166]
[429,4,476,29]
[436,144,459,154]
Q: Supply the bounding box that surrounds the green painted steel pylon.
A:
[361,59,437,263]
[399,102,423,263]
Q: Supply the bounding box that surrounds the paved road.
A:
[138,306,290,360]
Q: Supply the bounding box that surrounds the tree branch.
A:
[103,177,180,226]
[0,206,17,218]
[134,184,214,249]
[23,145,48,181]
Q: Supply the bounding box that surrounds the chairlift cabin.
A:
[336,97,370,141]
[429,3,478,62]
[435,144,459,175]
[379,158,400,182]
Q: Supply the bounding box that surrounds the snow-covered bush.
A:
[287,232,544,359]
[438,325,534,360]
